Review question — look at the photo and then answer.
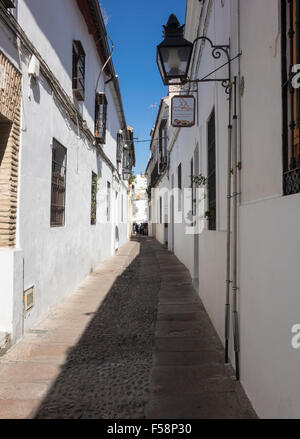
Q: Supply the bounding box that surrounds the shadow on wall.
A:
[33,237,160,419]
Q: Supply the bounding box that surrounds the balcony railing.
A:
[151,162,159,187]
[283,167,300,195]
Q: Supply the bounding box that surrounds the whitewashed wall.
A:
[0,1,130,341]
[173,0,300,419]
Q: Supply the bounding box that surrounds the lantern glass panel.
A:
[160,47,190,77]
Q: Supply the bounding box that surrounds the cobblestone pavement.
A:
[0,236,256,419]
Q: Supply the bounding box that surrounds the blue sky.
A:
[99,0,186,175]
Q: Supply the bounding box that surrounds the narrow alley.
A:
[0,237,256,419]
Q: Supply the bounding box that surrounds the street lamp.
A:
[156,14,238,92]
[122,168,131,181]
[156,14,193,86]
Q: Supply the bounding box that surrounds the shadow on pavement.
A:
[34,237,160,419]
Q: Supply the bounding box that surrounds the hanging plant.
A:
[205,207,216,221]
[191,173,208,188]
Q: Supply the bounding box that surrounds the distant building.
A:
[131,175,148,224]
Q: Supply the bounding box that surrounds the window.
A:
[159,120,168,171]
[72,41,85,101]
[116,132,122,163]
[191,157,195,216]
[178,163,182,211]
[91,172,97,225]
[123,149,130,170]
[207,109,216,230]
[282,0,300,195]
[95,93,108,143]
[2,0,15,8]
[51,139,67,227]
[107,181,111,222]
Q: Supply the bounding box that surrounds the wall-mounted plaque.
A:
[171,95,195,128]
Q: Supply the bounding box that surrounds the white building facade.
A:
[0,0,134,348]
[147,0,300,419]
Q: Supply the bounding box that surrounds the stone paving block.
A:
[0,382,49,400]
[155,336,222,353]
[159,288,196,298]
[1,343,70,365]
[155,320,217,338]
[146,392,253,419]
[153,350,222,367]
[150,365,235,395]
[160,272,193,282]
[0,399,40,419]
[158,303,204,314]
[0,362,61,383]
[159,296,200,305]
[157,311,204,322]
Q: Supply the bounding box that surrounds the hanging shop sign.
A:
[171,95,195,128]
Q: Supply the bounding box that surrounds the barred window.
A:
[191,157,195,217]
[282,0,300,195]
[91,172,97,225]
[95,93,108,144]
[51,139,67,227]
[207,108,216,231]
[159,120,168,167]
[177,163,182,211]
[72,41,85,101]
[116,132,122,163]
[2,0,15,8]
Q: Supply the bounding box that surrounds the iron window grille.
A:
[50,139,67,227]
[72,41,85,101]
[151,161,159,187]
[178,163,182,211]
[91,172,97,225]
[95,93,108,144]
[191,157,195,217]
[116,132,122,163]
[159,119,168,172]
[207,109,216,231]
[2,0,15,8]
[122,149,131,172]
[282,0,300,195]
[107,181,111,222]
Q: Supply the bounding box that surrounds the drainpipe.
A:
[225,84,232,364]
[232,76,240,381]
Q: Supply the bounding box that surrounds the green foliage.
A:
[129,173,136,185]
[146,184,152,200]
[91,173,98,225]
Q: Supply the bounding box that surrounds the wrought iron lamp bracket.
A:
[183,36,234,95]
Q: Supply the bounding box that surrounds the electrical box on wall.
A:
[28,55,40,79]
